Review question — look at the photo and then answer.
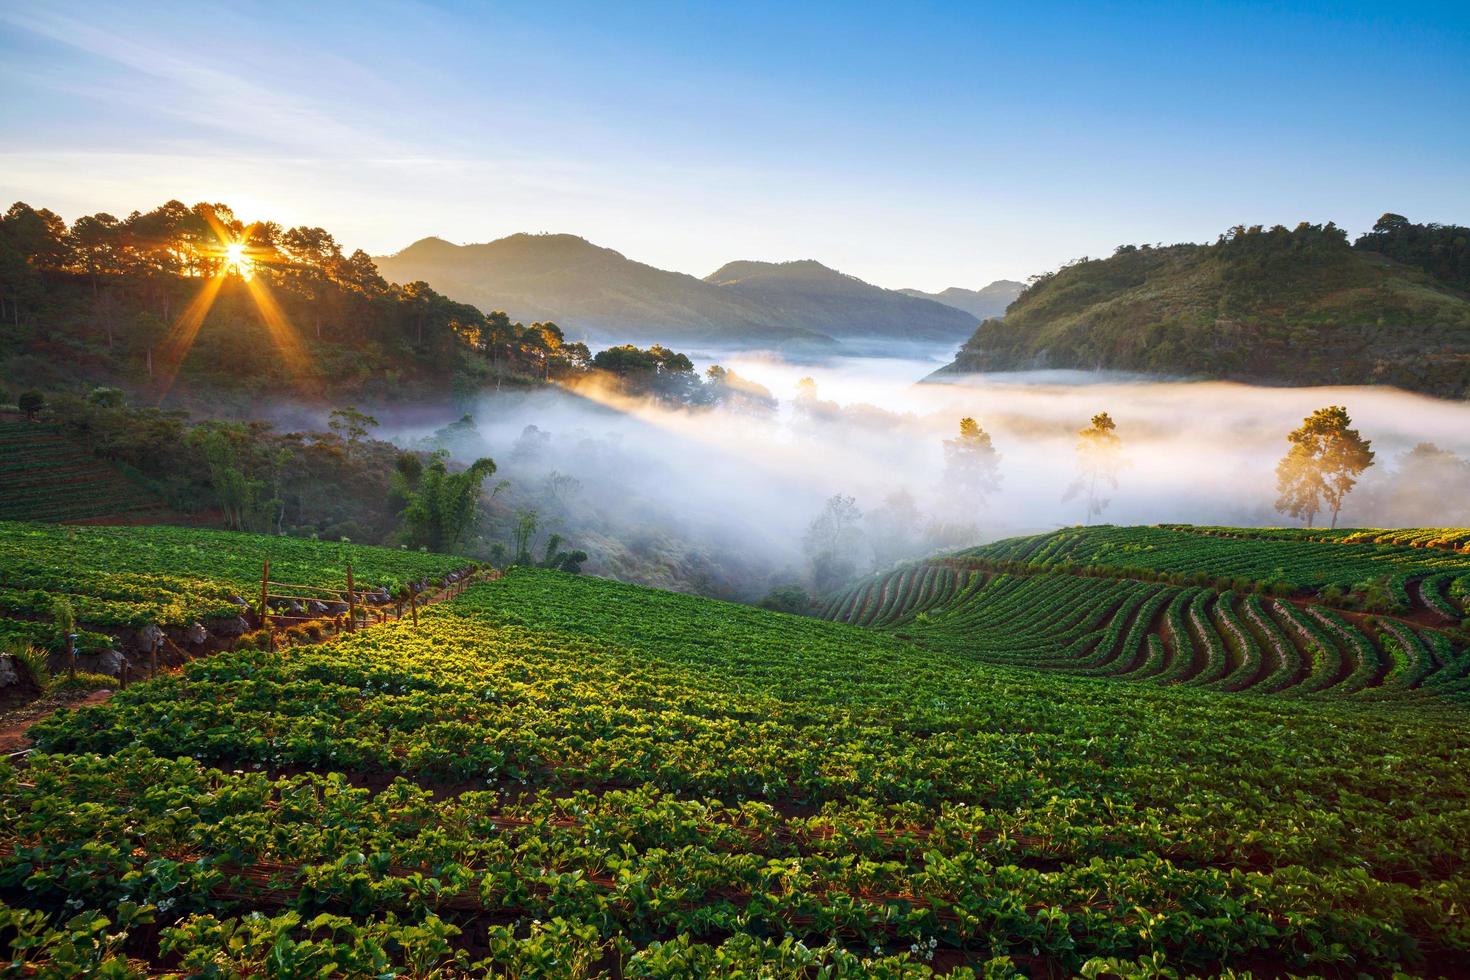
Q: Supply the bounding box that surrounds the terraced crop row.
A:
[962,524,1470,618]
[0,421,165,522]
[824,558,1470,702]
[815,563,969,626]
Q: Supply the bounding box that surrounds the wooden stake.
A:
[346,564,357,633]
[259,559,271,633]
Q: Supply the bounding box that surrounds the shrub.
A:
[55,672,115,692]
[759,584,813,615]
[5,643,53,694]
[17,390,44,420]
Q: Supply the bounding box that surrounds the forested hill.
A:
[932,218,1470,399]
[0,200,726,409]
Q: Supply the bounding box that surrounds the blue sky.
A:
[1,0,1466,290]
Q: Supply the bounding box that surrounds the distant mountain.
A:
[704,259,979,344]
[931,222,1470,399]
[898,280,1025,321]
[376,235,978,349]
[375,234,836,348]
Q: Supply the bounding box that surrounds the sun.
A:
[222,240,253,278]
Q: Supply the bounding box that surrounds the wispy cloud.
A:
[0,2,396,158]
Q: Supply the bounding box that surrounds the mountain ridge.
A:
[898,280,1025,321]
[376,235,979,349]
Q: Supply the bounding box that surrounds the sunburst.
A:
[151,210,316,402]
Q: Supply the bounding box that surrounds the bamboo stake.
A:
[346,564,357,633]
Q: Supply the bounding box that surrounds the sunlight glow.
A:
[148,209,314,402]
[222,240,253,279]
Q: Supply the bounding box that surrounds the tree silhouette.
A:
[1065,412,1124,524]
[1275,405,1374,528]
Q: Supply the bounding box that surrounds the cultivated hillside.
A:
[899,279,1025,321]
[3,532,1467,973]
[704,258,980,344]
[824,523,1470,702]
[933,222,1470,398]
[375,234,835,348]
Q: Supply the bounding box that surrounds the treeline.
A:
[1354,213,1470,292]
[0,200,772,407]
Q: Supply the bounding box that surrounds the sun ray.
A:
[151,271,226,403]
[245,273,319,395]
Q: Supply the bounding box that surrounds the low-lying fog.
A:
[389,349,1470,599]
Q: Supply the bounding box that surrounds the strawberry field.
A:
[5,566,1469,975]
[0,521,472,652]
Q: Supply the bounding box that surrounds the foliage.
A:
[327,405,380,457]
[803,494,866,592]
[758,583,812,614]
[396,454,498,553]
[17,389,43,420]
[939,219,1470,397]
[1275,405,1375,528]
[1355,212,1470,291]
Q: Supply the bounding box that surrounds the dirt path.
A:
[0,689,114,754]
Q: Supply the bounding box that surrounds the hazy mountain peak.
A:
[705,258,855,286]
[898,280,1025,321]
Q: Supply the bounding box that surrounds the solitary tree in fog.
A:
[1275,405,1374,528]
[942,417,1002,510]
[804,494,865,593]
[1065,412,1124,524]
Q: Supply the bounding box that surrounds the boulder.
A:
[207,616,250,636]
[79,649,126,676]
[138,624,166,651]
[185,622,208,645]
[0,655,20,688]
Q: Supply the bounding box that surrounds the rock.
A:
[326,601,349,615]
[229,595,250,608]
[307,600,329,615]
[206,616,249,636]
[79,650,126,676]
[186,622,208,645]
[139,624,165,651]
[0,655,19,687]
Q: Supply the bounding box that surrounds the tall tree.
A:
[398,453,497,552]
[328,406,380,459]
[941,417,1002,511]
[1065,412,1123,524]
[803,494,866,593]
[1275,405,1374,528]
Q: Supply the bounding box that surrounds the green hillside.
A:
[934,221,1470,398]
[1,523,1468,974]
